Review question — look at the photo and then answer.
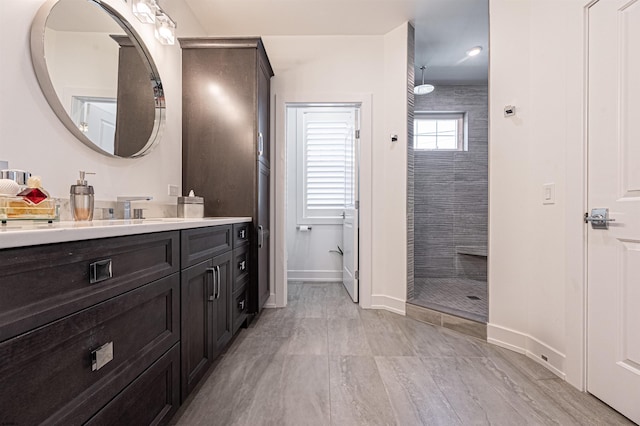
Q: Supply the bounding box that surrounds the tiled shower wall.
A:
[414,85,488,280]
[406,24,415,301]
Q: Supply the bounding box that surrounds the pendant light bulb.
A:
[414,65,435,95]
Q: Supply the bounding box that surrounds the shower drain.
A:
[466,295,481,300]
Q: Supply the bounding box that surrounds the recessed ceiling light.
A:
[467,46,483,57]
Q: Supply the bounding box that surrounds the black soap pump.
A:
[70,171,95,221]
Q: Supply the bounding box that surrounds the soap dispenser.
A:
[70,171,95,221]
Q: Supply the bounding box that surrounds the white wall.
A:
[370,23,410,313]
[268,24,410,311]
[0,0,205,204]
[489,0,587,388]
[285,107,343,282]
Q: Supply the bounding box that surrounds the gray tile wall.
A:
[406,24,415,301]
[414,85,488,280]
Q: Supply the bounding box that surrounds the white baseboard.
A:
[287,269,342,282]
[371,294,406,315]
[488,323,566,379]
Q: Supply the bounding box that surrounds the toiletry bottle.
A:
[70,171,95,221]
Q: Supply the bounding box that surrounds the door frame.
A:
[271,92,373,308]
[565,0,605,392]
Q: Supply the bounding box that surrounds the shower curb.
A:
[406,302,487,341]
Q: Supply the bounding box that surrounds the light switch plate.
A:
[543,183,555,205]
[168,184,179,196]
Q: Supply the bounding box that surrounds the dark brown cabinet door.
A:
[257,56,271,168]
[180,249,233,401]
[180,259,213,399]
[257,161,270,310]
[212,251,233,356]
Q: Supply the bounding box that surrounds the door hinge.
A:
[355,200,359,209]
[355,129,360,139]
[355,271,359,280]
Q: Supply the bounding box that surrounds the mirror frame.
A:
[30,0,165,158]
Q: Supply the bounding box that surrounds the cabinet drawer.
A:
[86,343,180,426]
[233,245,249,292]
[232,281,249,334]
[181,225,231,268]
[0,274,180,426]
[233,222,250,248]
[0,231,179,342]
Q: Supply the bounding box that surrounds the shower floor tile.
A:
[410,278,488,323]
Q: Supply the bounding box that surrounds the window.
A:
[292,106,359,224]
[414,112,466,151]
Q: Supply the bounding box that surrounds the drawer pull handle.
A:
[90,259,112,284]
[238,228,246,239]
[238,260,246,271]
[238,299,245,310]
[91,342,114,371]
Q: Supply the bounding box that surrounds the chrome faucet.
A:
[116,196,153,219]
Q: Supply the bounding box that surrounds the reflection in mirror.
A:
[31,0,164,158]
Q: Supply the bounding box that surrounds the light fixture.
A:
[132,0,158,24]
[414,66,435,95]
[466,46,483,57]
[154,11,176,45]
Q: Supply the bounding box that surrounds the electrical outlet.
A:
[168,184,179,196]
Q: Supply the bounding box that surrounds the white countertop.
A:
[0,217,252,249]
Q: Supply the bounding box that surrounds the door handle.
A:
[215,265,221,299]
[207,267,216,300]
[585,208,616,230]
[258,132,264,157]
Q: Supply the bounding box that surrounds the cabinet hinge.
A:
[355,271,359,280]
[355,129,360,139]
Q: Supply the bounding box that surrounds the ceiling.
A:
[182,0,489,85]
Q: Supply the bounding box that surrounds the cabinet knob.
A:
[238,228,246,239]
[238,260,246,271]
[238,300,245,310]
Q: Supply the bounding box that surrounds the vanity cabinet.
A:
[180,37,274,314]
[0,220,252,424]
[0,232,181,426]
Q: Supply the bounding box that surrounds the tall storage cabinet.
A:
[180,38,273,314]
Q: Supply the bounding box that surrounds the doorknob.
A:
[585,208,616,230]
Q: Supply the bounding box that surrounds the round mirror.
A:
[30,0,164,158]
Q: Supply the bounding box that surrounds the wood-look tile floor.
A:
[172,283,633,426]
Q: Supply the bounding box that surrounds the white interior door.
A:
[587,1,640,423]
[343,110,360,302]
